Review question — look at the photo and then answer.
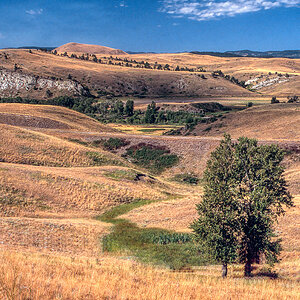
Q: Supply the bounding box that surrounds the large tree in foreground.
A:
[191,135,293,277]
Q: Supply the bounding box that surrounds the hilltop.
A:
[55,42,128,55]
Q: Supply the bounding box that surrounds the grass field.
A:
[0,103,299,299]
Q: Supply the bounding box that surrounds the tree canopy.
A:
[191,134,293,277]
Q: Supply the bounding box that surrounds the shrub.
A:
[124,144,179,174]
[271,97,279,104]
[103,138,129,151]
[173,173,199,185]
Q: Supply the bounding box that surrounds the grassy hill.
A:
[55,42,128,55]
[0,102,299,299]
[0,49,267,99]
[191,103,300,141]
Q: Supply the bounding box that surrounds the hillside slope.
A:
[0,103,115,132]
[191,103,300,141]
[55,42,128,55]
[0,49,254,99]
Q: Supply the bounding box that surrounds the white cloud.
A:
[160,0,300,21]
[26,8,43,15]
[119,1,128,7]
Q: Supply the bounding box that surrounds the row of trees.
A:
[51,50,207,73]
[96,100,208,126]
[271,96,299,104]
[212,70,247,88]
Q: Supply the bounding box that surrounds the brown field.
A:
[0,102,299,299]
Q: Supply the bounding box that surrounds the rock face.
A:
[55,42,128,55]
[0,69,86,98]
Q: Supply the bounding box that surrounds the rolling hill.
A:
[54,42,128,55]
[1,46,299,100]
[0,101,299,299]
[190,103,300,141]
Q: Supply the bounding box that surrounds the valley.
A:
[0,43,299,299]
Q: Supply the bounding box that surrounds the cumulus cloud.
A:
[26,8,43,15]
[160,0,300,21]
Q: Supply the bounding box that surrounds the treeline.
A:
[211,70,247,88]
[48,50,207,73]
[0,96,97,115]
[96,100,211,126]
[0,96,223,127]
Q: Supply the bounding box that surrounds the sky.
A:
[0,0,299,52]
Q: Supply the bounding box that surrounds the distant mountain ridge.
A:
[1,44,299,58]
[191,50,300,59]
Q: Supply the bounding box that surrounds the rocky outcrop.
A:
[0,69,86,97]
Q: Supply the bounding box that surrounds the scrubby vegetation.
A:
[102,138,130,151]
[52,50,208,73]
[123,144,179,174]
[172,173,200,185]
[0,97,231,128]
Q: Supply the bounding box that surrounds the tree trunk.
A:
[222,263,228,278]
[244,260,252,277]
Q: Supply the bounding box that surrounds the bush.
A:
[173,173,199,185]
[271,97,279,104]
[124,144,179,174]
[102,138,129,151]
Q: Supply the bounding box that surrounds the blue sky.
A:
[0,0,299,52]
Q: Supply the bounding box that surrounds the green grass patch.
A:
[138,128,166,133]
[103,169,138,181]
[172,173,200,185]
[98,199,157,224]
[86,151,125,167]
[98,198,216,270]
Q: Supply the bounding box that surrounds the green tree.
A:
[271,96,279,104]
[191,135,293,277]
[144,101,157,124]
[125,100,134,116]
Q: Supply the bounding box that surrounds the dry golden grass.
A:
[1,49,300,99]
[107,124,182,136]
[0,249,299,300]
[0,102,299,299]
[55,42,127,55]
[0,49,255,99]
[193,103,300,141]
[0,163,173,218]
[0,103,115,132]
[126,52,300,76]
[0,124,125,167]
[121,190,201,232]
[0,217,110,257]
